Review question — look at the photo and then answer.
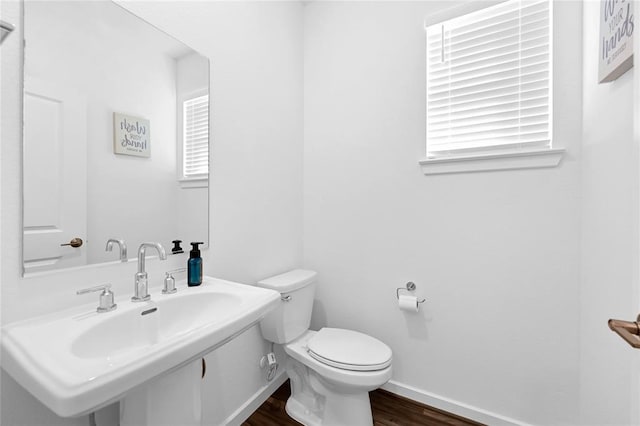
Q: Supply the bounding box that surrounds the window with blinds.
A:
[183,94,209,178]
[425,0,552,158]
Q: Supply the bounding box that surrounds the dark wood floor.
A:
[243,380,484,426]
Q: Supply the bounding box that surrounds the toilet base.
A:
[285,382,374,426]
[285,396,322,426]
[285,354,377,426]
[321,390,373,426]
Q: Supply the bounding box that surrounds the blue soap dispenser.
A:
[188,242,204,286]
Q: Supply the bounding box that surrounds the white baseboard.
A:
[381,380,532,426]
[219,373,530,426]
[223,370,288,426]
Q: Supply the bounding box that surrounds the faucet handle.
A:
[77,283,117,313]
[163,268,186,294]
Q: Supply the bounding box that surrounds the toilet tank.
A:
[256,269,317,344]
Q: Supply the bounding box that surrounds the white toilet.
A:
[256,269,392,426]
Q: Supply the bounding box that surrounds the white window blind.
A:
[425,0,552,158]
[183,94,209,178]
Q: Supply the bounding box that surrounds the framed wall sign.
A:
[113,112,150,157]
[599,0,634,83]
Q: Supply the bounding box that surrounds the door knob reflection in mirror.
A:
[608,314,640,349]
[60,238,83,248]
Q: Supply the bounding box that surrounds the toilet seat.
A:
[306,328,392,372]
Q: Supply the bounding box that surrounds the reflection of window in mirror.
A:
[177,52,210,188]
[183,94,209,180]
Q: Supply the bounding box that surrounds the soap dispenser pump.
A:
[171,239,184,254]
[188,242,204,286]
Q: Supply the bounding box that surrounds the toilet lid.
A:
[306,328,392,372]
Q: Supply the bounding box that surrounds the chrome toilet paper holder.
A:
[396,282,426,304]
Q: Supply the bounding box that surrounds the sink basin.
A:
[70,292,242,360]
[1,277,280,417]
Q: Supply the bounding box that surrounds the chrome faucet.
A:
[132,242,167,302]
[105,238,127,262]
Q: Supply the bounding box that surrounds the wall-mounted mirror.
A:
[22,1,210,275]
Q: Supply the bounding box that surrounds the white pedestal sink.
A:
[1,276,280,423]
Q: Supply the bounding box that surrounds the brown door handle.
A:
[60,237,83,248]
[608,315,640,349]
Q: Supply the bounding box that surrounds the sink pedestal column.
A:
[120,359,202,426]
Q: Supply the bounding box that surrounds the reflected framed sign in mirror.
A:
[22,1,210,275]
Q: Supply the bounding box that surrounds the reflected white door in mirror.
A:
[23,77,87,272]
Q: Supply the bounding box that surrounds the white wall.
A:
[302,1,582,424]
[579,1,638,425]
[0,0,304,424]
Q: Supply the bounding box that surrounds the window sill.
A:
[179,177,208,189]
[418,148,566,175]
